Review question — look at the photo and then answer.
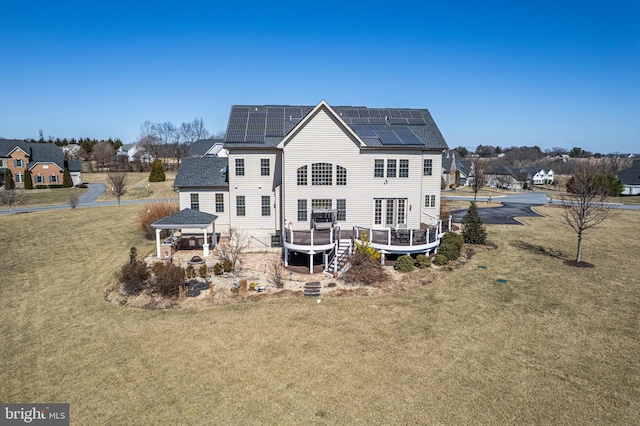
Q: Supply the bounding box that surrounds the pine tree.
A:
[24,170,33,189]
[62,168,72,188]
[148,159,166,182]
[3,169,13,189]
[461,202,487,244]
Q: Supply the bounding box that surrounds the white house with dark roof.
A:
[170,100,450,273]
[618,160,640,196]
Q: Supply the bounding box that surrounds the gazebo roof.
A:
[152,208,218,229]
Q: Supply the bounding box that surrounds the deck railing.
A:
[283,227,338,246]
[352,216,452,248]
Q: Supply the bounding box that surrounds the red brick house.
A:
[0,139,82,188]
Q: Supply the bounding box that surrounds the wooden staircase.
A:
[324,239,352,276]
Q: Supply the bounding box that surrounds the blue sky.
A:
[1,1,638,154]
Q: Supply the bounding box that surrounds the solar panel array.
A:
[225,105,428,145]
[350,125,424,145]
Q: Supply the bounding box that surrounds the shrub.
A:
[213,262,223,275]
[416,254,431,268]
[149,262,185,298]
[115,248,149,295]
[222,259,232,273]
[342,252,388,286]
[395,255,415,272]
[462,202,487,244]
[199,265,208,278]
[148,159,166,182]
[239,279,248,297]
[433,253,448,266]
[355,231,380,261]
[24,171,32,190]
[185,265,195,279]
[138,201,179,239]
[439,231,464,261]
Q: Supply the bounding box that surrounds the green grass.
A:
[1,205,639,424]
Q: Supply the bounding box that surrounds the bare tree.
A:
[470,157,486,202]
[0,187,27,214]
[561,161,613,263]
[179,118,211,144]
[92,141,116,169]
[219,227,249,277]
[107,171,129,205]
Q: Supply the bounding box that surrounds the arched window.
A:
[312,163,332,185]
[297,165,307,185]
[336,165,347,185]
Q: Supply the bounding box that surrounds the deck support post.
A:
[155,228,162,258]
[381,253,385,266]
[284,247,289,267]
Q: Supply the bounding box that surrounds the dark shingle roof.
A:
[65,160,82,172]
[152,208,218,228]
[0,139,65,170]
[618,160,640,185]
[27,143,65,170]
[0,139,31,157]
[173,156,228,188]
[223,104,448,150]
[189,139,224,156]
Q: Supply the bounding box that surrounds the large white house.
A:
[166,101,450,273]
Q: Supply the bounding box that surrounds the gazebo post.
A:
[155,228,162,258]
[203,228,209,257]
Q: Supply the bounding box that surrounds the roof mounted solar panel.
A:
[389,118,409,125]
[368,117,387,125]
[394,126,424,145]
[410,110,423,119]
[245,111,266,143]
[406,118,426,125]
[389,110,403,118]
[352,124,377,138]
[377,127,403,145]
[265,107,284,137]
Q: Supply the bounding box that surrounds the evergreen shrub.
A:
[461,202,487,244]
[416,254,431,268]
[395,255,415,272]
[433,254,448,265]
[439,231,464,261]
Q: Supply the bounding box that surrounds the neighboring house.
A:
[485,165,529,191]
[189,139,227,157]
[169,101,451,273]
[117,143,152,162]
[0,139,80,188]
[441,150,472,186]
[618,160,640,196]
[520,166,554,185]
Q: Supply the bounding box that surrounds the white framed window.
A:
[374,159,384,177]
[235,158,245,176]
[312,199,332,210]
[297,199,307,222]
[190,193,199,210]
[398,199,406,224]
[236,196,245,216]
[215,193,224,212]
[424,194,436,208]
[337,199,346,221]
[385,199,395,225]
[399,159,409,178]
[14,159,24,167]
[423,159,433,176]
[261,195,270,216]
[297,165,307,185]
[35,175,44,184]
[15,173,24,183]
[374,199,383,225]
[387,159,396,178]
[49,175,59,183]
[261,158,270,176]
[336,165,347,186]
[312,163,332,185]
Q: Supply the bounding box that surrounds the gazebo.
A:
[151,209,218,258]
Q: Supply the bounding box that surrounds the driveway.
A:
[448,192,550,225]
